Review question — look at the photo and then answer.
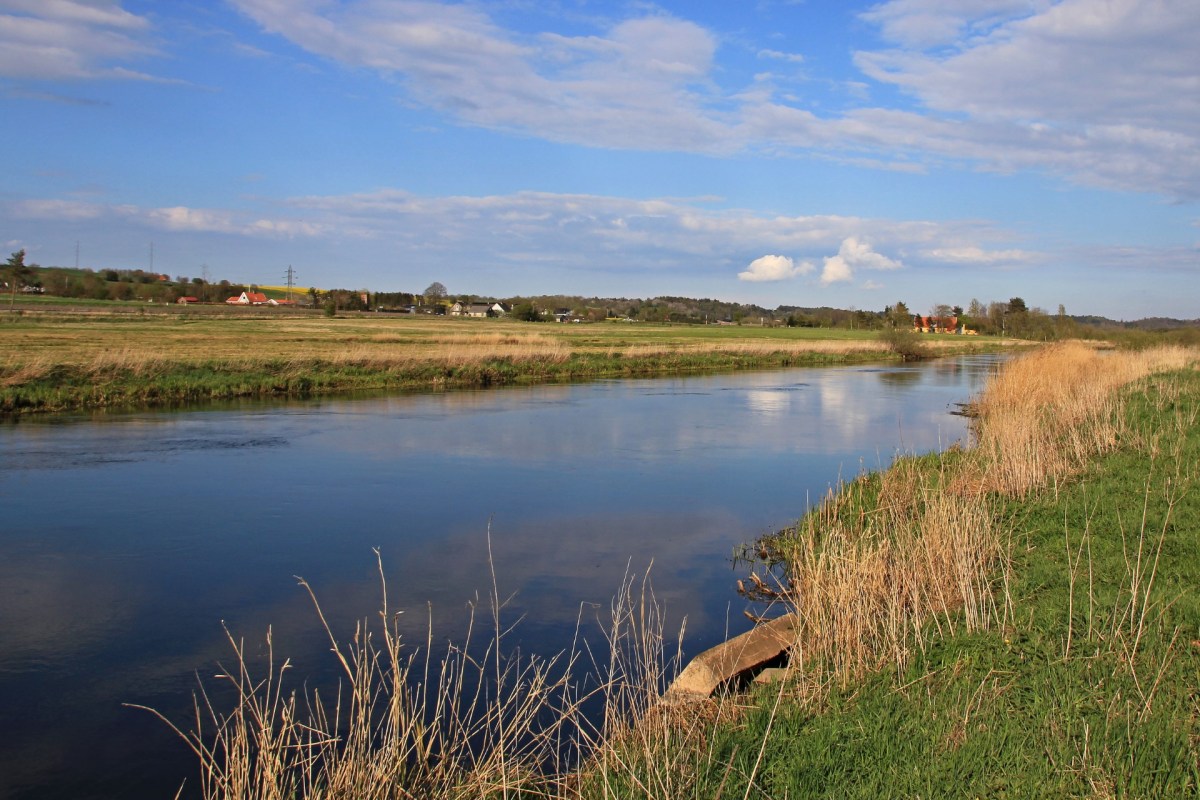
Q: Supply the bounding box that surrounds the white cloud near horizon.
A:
[7,189,1033,279]
[9,198,329,238]
[921,245,1033,265]
[738,254,814,282]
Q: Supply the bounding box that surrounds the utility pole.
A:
[283,265,297,303]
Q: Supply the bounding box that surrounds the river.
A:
[0,355,999,799]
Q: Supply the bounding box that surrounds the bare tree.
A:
[423,282,448,304]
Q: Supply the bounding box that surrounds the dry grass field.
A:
[1,311,1009,413]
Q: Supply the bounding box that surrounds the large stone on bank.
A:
[662,614,799,704]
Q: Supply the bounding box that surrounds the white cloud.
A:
[858,0,1041,48]
[230,0,732,152]
[0,0,158,80]
[853,0,1200,196]
[819,255,853,285]
[7,189,1048,282]
[758,48,805,64]
[10,198,329,238]
[838,236,903,271]
[738,254,813,282]
[10,198,108,219]
[922,245,1032,265]
[224,0,1200,198]
[819,237,903,286]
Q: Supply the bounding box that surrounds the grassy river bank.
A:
[1,310,1006,414]
[702,342,1200,798]
[139,340,1198,798]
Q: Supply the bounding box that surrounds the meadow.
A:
[0,308,1005,414]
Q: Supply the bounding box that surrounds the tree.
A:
[886,300,911,328]
[1006,297,1029,337]
[512,301,543,322]
[424,282,448,304]
[987,301,1008,335]
[6,249,33,310]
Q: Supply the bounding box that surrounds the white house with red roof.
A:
[226,291,269,305]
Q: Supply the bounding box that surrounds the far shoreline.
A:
[1,308,1018,415]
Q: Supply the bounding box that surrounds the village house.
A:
[449,301,508,318]
[914,315,970,334]
[226,291,269,305]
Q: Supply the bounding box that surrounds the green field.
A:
[0,308,1010,414]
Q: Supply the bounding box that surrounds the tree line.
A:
[7,255,1195,346]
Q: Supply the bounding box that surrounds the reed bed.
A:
[756,341,1197,698]
[968,341,1196,496]
[757,456,1009,694]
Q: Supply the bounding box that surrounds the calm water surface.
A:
[0,356,999,799]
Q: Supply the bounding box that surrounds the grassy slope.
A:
[712,365,1200,798]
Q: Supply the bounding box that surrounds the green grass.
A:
[709,368,1200,798]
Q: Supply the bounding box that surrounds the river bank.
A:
[0,312,1010,414]
[702,342,1200,797]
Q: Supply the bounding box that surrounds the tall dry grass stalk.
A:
[133,551,727,800]
[969,342,1196,496]
[768,457,1008,692]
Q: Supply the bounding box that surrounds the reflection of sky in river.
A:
[0,355,999,799]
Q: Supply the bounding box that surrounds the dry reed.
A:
[132,550,734,800]
[766,457,1008,693]
[969,342,1196,496]
[760,341,1196,700]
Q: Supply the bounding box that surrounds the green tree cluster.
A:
[6,249,35,309]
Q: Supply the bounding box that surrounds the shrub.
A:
[878,326,928,361]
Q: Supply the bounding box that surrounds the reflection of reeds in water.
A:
[615,340,886,359]
[131,550,745,799]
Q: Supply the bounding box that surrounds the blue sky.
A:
[1,0,1197,319]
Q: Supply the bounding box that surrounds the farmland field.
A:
[1,308,1011,413]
